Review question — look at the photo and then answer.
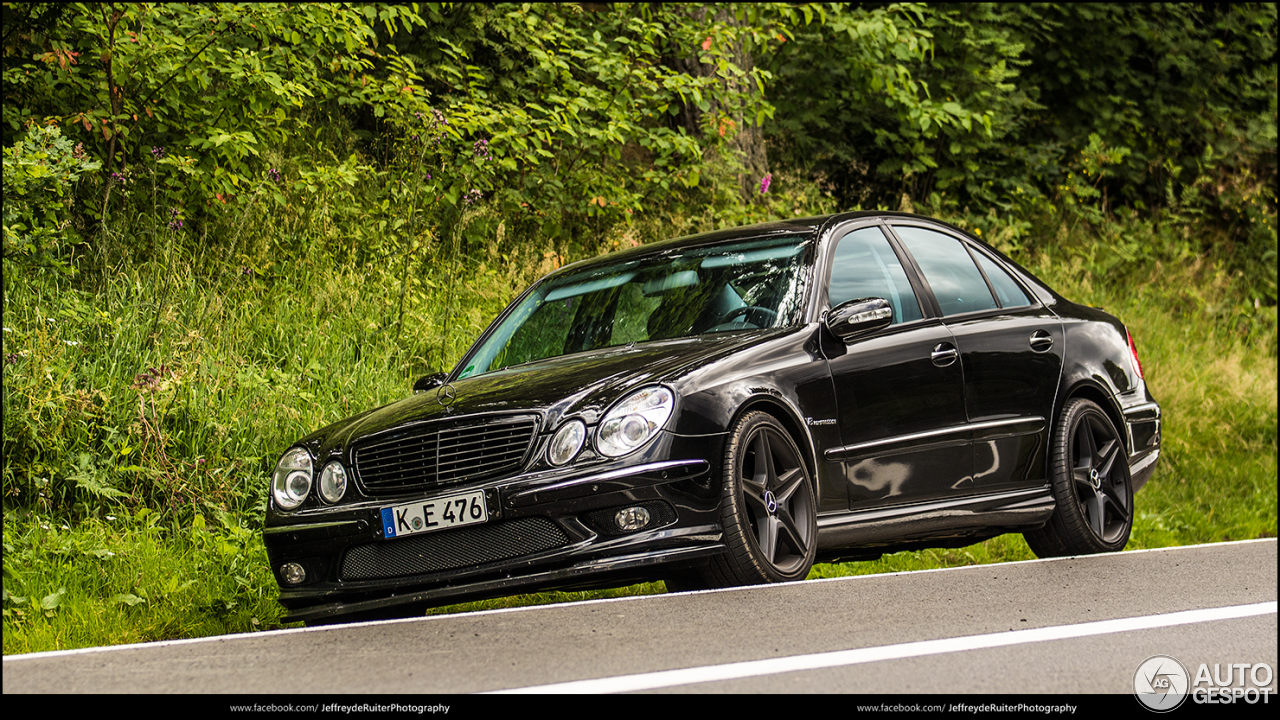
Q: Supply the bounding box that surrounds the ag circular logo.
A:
[1134,655,1190,712]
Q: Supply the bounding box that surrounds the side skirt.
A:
[815,486,1055,551]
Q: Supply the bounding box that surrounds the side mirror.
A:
[413,372,448,394]
[825,297,893,341]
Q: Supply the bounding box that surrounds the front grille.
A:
[353,414,538,496]
[340,517,569,581]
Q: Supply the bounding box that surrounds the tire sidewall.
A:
[1049,398,1134,554]
[718,411,817,584]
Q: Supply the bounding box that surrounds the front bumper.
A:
[264,437,726,623]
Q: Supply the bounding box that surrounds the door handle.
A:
[1029,330,1054,352]
[931,343,958,367]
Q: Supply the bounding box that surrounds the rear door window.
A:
[973,251,1032,308]
[893,225,998,317]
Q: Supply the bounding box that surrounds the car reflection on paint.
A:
[264,211,1161,624]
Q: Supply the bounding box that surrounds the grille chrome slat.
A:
[352,414,538,496]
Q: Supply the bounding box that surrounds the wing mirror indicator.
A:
[826,297,893,340]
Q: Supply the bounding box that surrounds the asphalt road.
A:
[4,539,1275,695]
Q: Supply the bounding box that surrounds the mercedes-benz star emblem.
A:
[436,383,458,407]
[764,490,778,515]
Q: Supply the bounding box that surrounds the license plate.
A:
[380,489,488,539]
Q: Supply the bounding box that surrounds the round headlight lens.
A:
[597,386,674,458]
[549,419,586,466]
[271,447,313,510]
[319,461,348,504]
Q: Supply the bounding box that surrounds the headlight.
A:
[596,386,674,458]
[318,461,348,504]
[272,447,313,510]
[548,419,586,466]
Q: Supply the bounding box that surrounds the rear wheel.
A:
[1025,398,1133,557]
[696,411,817,588]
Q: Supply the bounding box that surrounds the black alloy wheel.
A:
[698,411,817,588]
[1025,398,1134,557]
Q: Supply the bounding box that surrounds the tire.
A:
[698,411,817,588]
[1024,398,1134,558]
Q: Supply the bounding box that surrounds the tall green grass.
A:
[3,201,1275,654]
[3,222,550,652]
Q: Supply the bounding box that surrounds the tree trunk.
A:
[664,8,770,204]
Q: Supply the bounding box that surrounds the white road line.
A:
[4,539,1273,662]
[490,601,1278,694]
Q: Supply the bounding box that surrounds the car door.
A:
[819,224,974,509]
[889,223,1064,492]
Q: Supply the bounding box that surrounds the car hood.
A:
[304,331,783,453]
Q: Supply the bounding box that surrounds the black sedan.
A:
[264,211,1162,624]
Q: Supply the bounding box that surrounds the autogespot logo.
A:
[1135,655,1191,712]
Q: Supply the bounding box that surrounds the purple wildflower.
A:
[268,167,281,183]
[168,218,183,230]
[473,138,491,161]
[759,172,772,195]
[463,188,483,205]
[151,146,166,159]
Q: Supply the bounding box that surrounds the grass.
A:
[2,509,279,654]
[3,204,1275,655]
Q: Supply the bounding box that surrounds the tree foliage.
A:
[1,2,1274,294]
[3,3,427,211]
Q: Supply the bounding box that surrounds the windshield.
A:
[457,234,812,379]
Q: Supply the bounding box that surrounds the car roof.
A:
[548,211,954,278]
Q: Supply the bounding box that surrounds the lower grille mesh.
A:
[340,517,569,581]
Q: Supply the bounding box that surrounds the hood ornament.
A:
[436,383,458,407]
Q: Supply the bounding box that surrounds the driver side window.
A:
[829,227,922,325]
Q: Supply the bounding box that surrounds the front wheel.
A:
[698,411,817,588]
[1025,398,1134,558]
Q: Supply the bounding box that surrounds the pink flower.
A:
[759,172,772,195]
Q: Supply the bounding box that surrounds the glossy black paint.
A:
[264,211,1161,623]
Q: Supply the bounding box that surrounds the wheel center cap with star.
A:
[764,490,778,514]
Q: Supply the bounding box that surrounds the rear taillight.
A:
[1127,329,1144,380]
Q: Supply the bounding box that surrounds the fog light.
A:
[280,562,306,586]
[614,506,652,532]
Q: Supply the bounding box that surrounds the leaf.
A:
[40,587,66,611]
[111,593,146,607]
